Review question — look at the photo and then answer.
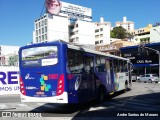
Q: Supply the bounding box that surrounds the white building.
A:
[0,45,20,66]
[150,25,160,43]
[94,17,111,45]
[69,20,95,45]
[115,16,134,31]
[33,14,69,43]
[33,1,93,45]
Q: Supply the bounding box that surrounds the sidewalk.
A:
[0,94,21,103]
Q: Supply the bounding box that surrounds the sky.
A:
[0,0,160,46]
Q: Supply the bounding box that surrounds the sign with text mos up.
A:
[0,67,20,95]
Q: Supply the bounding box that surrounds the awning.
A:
[133,64,159,67]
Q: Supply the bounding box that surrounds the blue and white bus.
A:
[19,41,132,103]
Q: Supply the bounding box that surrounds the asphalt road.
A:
[0,82,160,120]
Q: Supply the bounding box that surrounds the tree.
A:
[111,26,128,39]
[110,31,116,38]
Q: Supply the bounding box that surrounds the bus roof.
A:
[67,43,129,61]
[20,40,130,61]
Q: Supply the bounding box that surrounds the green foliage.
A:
[110,31,116,38]
[111,26,129,39]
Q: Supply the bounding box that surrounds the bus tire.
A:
[96,87,105,103]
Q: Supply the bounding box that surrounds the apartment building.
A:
[115,16,134,31]
[33,14,69,43]
[130,24,152,44]
[33,1,93,45]
[94,17,111,45]
[69,20,95,45]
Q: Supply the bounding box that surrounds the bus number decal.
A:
[48,74,59,80]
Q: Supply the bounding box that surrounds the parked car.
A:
[137,75,142,80]
[137,74,159,83]
[131,73,137,82]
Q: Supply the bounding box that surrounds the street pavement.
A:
[0,82,160,120]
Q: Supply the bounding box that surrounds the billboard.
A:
[0,66,20,95]
[45,0,92,21]
[45,0,62,15]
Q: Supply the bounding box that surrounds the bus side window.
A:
[96,56,101,72]
[67,50,75,67]
[67,50,84,74]
[113,59,119,73]
[100,57,106,72]
[124,61,128,72]
[95,56,106,72]
[75,52,84,73]
[119,60,123,72]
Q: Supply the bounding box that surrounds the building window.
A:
[100,40,103,43]
[70,25,74,30]
[100,28,103,31]
[39,22,41,28]
[39,36,41,42]
[41,21,44,26]
[36,37,38,42]
[42,35,44,41]
[70,32,75,36]
[95,29,99,33]
[76,37,79,40]
[95,41,99,44]
[45,19,47,25]
[36,23,38,29]
[42,28,44,34]
[45,34,47,40]
[95,35,99,38]
[36,30,38,36]
[39,29,41,34]
[45,26,47,33]
[100,34,103,37]
[75,30,78,34]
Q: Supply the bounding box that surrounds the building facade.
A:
[33,1,93,45]
[150,24,160,43]
[115,16,134,31]
[120,42,160,77]
[130,24,160,44]
[94,17,111,45]
[130,24,152,44]
[96,40,136,56]
[69,20,95,45]
[33,14,69,43]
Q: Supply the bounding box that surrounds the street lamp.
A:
[153,29,160,36]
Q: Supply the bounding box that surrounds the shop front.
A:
[120,42,160,76]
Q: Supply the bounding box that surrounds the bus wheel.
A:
[96,87,105,103]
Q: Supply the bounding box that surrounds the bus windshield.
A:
[21,46,58,67]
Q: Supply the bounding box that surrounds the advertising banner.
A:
[45,0,92,21]
[0,66,20,95]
